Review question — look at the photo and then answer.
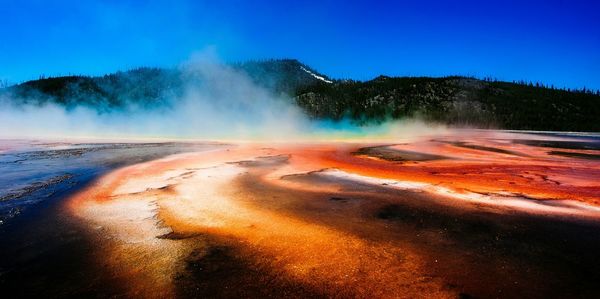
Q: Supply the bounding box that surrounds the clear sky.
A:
[1,0,599,89]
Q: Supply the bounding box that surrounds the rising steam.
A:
[0,53,445,141]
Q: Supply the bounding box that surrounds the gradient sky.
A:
[1,0,599,89]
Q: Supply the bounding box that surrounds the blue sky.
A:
[1,0,599,89]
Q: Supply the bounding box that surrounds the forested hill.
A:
[1,59,331,110]
[2,59,600,132]
[297,76,600,131]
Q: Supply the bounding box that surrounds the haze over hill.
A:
[2,59,600,133]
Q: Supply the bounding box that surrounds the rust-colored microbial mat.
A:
[66,130,600,298]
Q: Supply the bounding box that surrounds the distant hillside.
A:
[4,68,183,110]
[296,76,600,131]
[2,59,600,131]
[233,59,333,93]
[1,59,331,110]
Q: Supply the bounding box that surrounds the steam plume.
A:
[0,52,445,141]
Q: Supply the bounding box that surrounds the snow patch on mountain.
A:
[300,66,332,84]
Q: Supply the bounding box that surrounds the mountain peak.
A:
[372,75,391,82]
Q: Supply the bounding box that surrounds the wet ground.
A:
[2,131,600,298]
[0,141,224,297]
[0,141,223,225]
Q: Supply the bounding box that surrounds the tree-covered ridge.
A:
[295,76,600,131]
[2,59,329,109]
[232,59,333,94]
[2,59,600,131]
[5,68,184,110]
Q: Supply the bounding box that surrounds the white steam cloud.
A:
[0,53,446,141]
